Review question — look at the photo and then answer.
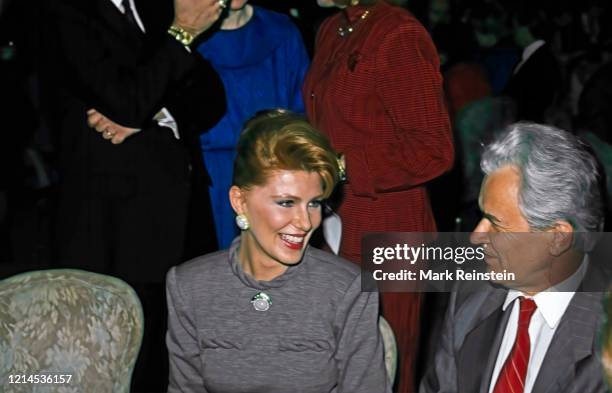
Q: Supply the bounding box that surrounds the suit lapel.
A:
[455,262,607,393]
[456,285,507,341]
[531,261,608,393]
[513,44,546,77]
[478,304,513,393]
[531,291,603,393]
[97,0,130,39]
[455,286,509,393]
[97,0,144,49]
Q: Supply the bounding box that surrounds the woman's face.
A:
[231,170,324,273]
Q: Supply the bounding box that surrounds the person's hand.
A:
[173,0,225,37]
[87,109,140,145]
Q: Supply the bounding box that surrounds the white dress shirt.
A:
[513,39,546,75]
[488,257,588,393]
[108,0,180,139]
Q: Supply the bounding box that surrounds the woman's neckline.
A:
[220,4,254,31]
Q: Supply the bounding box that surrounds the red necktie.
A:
[492,297,538,393]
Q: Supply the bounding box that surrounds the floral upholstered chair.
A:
[379,316,397,385]
[602,290,612,390]
[0,269,144,393]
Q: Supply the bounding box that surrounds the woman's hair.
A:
[233,110,340,198]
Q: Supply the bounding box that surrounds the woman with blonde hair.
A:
[166,110,390,393]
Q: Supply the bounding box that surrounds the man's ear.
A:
[229,186,246,216]
[549,220,574,256]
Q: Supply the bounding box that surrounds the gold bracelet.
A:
[167,25,195,46]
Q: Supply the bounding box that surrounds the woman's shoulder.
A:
[304,247,361,288]
[253,6,299,33]
[169,249,230,285]
[372,3,429,38]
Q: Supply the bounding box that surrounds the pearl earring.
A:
[235,214,250,230]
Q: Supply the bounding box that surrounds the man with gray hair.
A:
[421,122,609,393]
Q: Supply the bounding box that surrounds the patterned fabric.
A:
[303,0,453,264]
[601,290,612,390]
[0,269,144,393]
[379,316,397,385]
[492,297,537,393]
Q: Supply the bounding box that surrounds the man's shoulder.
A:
[46,0,96,15]
[581,259,612,291]
[253,6,296,30]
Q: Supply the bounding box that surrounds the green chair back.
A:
[379,315,397,385]
[0,269,144,393]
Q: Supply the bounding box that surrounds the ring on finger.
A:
[103,129,115,138]
[218,0,228,8]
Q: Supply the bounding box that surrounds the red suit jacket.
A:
[303,2,453,391]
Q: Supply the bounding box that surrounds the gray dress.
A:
[166,238,390,393]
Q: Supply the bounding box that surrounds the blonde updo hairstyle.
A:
[233,110,340,199]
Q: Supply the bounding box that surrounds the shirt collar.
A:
[502,256,588,329]
[109,0,123,11]
[228,237,306,290]
[109,0,138,14]
[522,39,546,63]
[108,0,145,32]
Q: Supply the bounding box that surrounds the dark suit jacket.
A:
[41,0,224,185]
[420,263,609,393]
[503,43,561,123]
[40,0,225,275]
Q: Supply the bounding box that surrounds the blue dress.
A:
[197,6,309,249]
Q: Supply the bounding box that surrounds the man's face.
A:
[470,166,556,292]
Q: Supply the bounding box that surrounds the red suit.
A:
[303,2,453,391]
